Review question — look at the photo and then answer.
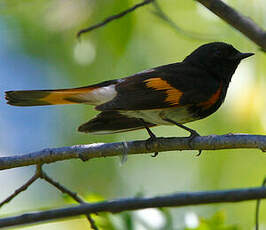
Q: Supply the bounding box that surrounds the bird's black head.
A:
[183,42,254,83]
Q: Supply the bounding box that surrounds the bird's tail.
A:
[5,87,95,106]
[5,82,117,107]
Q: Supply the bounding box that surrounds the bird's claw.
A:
[188,130,202,156]
[145,137,159,157]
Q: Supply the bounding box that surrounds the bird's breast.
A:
[189,81,228,119]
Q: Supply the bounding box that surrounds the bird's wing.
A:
[96,64,221,111]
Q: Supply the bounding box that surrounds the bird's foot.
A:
[161,117,202,157]
[145,136,159,157]
[187,129,202,156]
[140,119,160,157]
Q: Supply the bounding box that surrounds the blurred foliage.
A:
[184,212,239,230]
[0,0,265,230]
[78,205,240,230]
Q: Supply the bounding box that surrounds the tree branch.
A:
[196,0,266,51]
[0,187,265,228]
[0,164,99,229]
[76,0,266,51]
[39,167,98,230]
[77,0,154,38]
[0,165,40,208]
[152,1,216,41]
[0,134,265,170]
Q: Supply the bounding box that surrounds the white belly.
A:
[121,107,196,125]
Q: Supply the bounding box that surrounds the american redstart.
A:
[5,42,253,156]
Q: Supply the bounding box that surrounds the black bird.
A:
[5,42,254,156]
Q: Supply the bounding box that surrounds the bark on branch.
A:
[0,187,265,228]
[0,134,265,170]
[196,0,266,51]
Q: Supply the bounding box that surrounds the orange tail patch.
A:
[5,87,94,106]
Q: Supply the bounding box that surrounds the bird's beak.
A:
[230,52,254,60]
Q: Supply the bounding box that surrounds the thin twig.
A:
[0,134,266,171]
[0,165,41,208]
[40,171,83,203]
[77,0,154,38]
[0,187,265,228]
[0,164,98,229]
[76,0,266,51]
[255,177,266,230]
[196,0,266,51]
[152,1,217,41]
[39,168,98,230]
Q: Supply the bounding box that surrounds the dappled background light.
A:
[73,39,96,65]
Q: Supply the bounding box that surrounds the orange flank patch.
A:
[144,78,183,106]
[42,87,94,105]
[198,83,223,109]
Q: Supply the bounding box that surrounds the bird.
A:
[5,42,254,156]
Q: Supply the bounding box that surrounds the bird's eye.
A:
[215,50,223,57]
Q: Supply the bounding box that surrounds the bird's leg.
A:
[162,118,202,156]
[145,126,159,157]
[139,119,159,157]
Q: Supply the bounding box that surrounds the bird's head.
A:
[183,42,254,83]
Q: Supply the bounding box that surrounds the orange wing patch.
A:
[198,83,223,109]
[144,78,183,106]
